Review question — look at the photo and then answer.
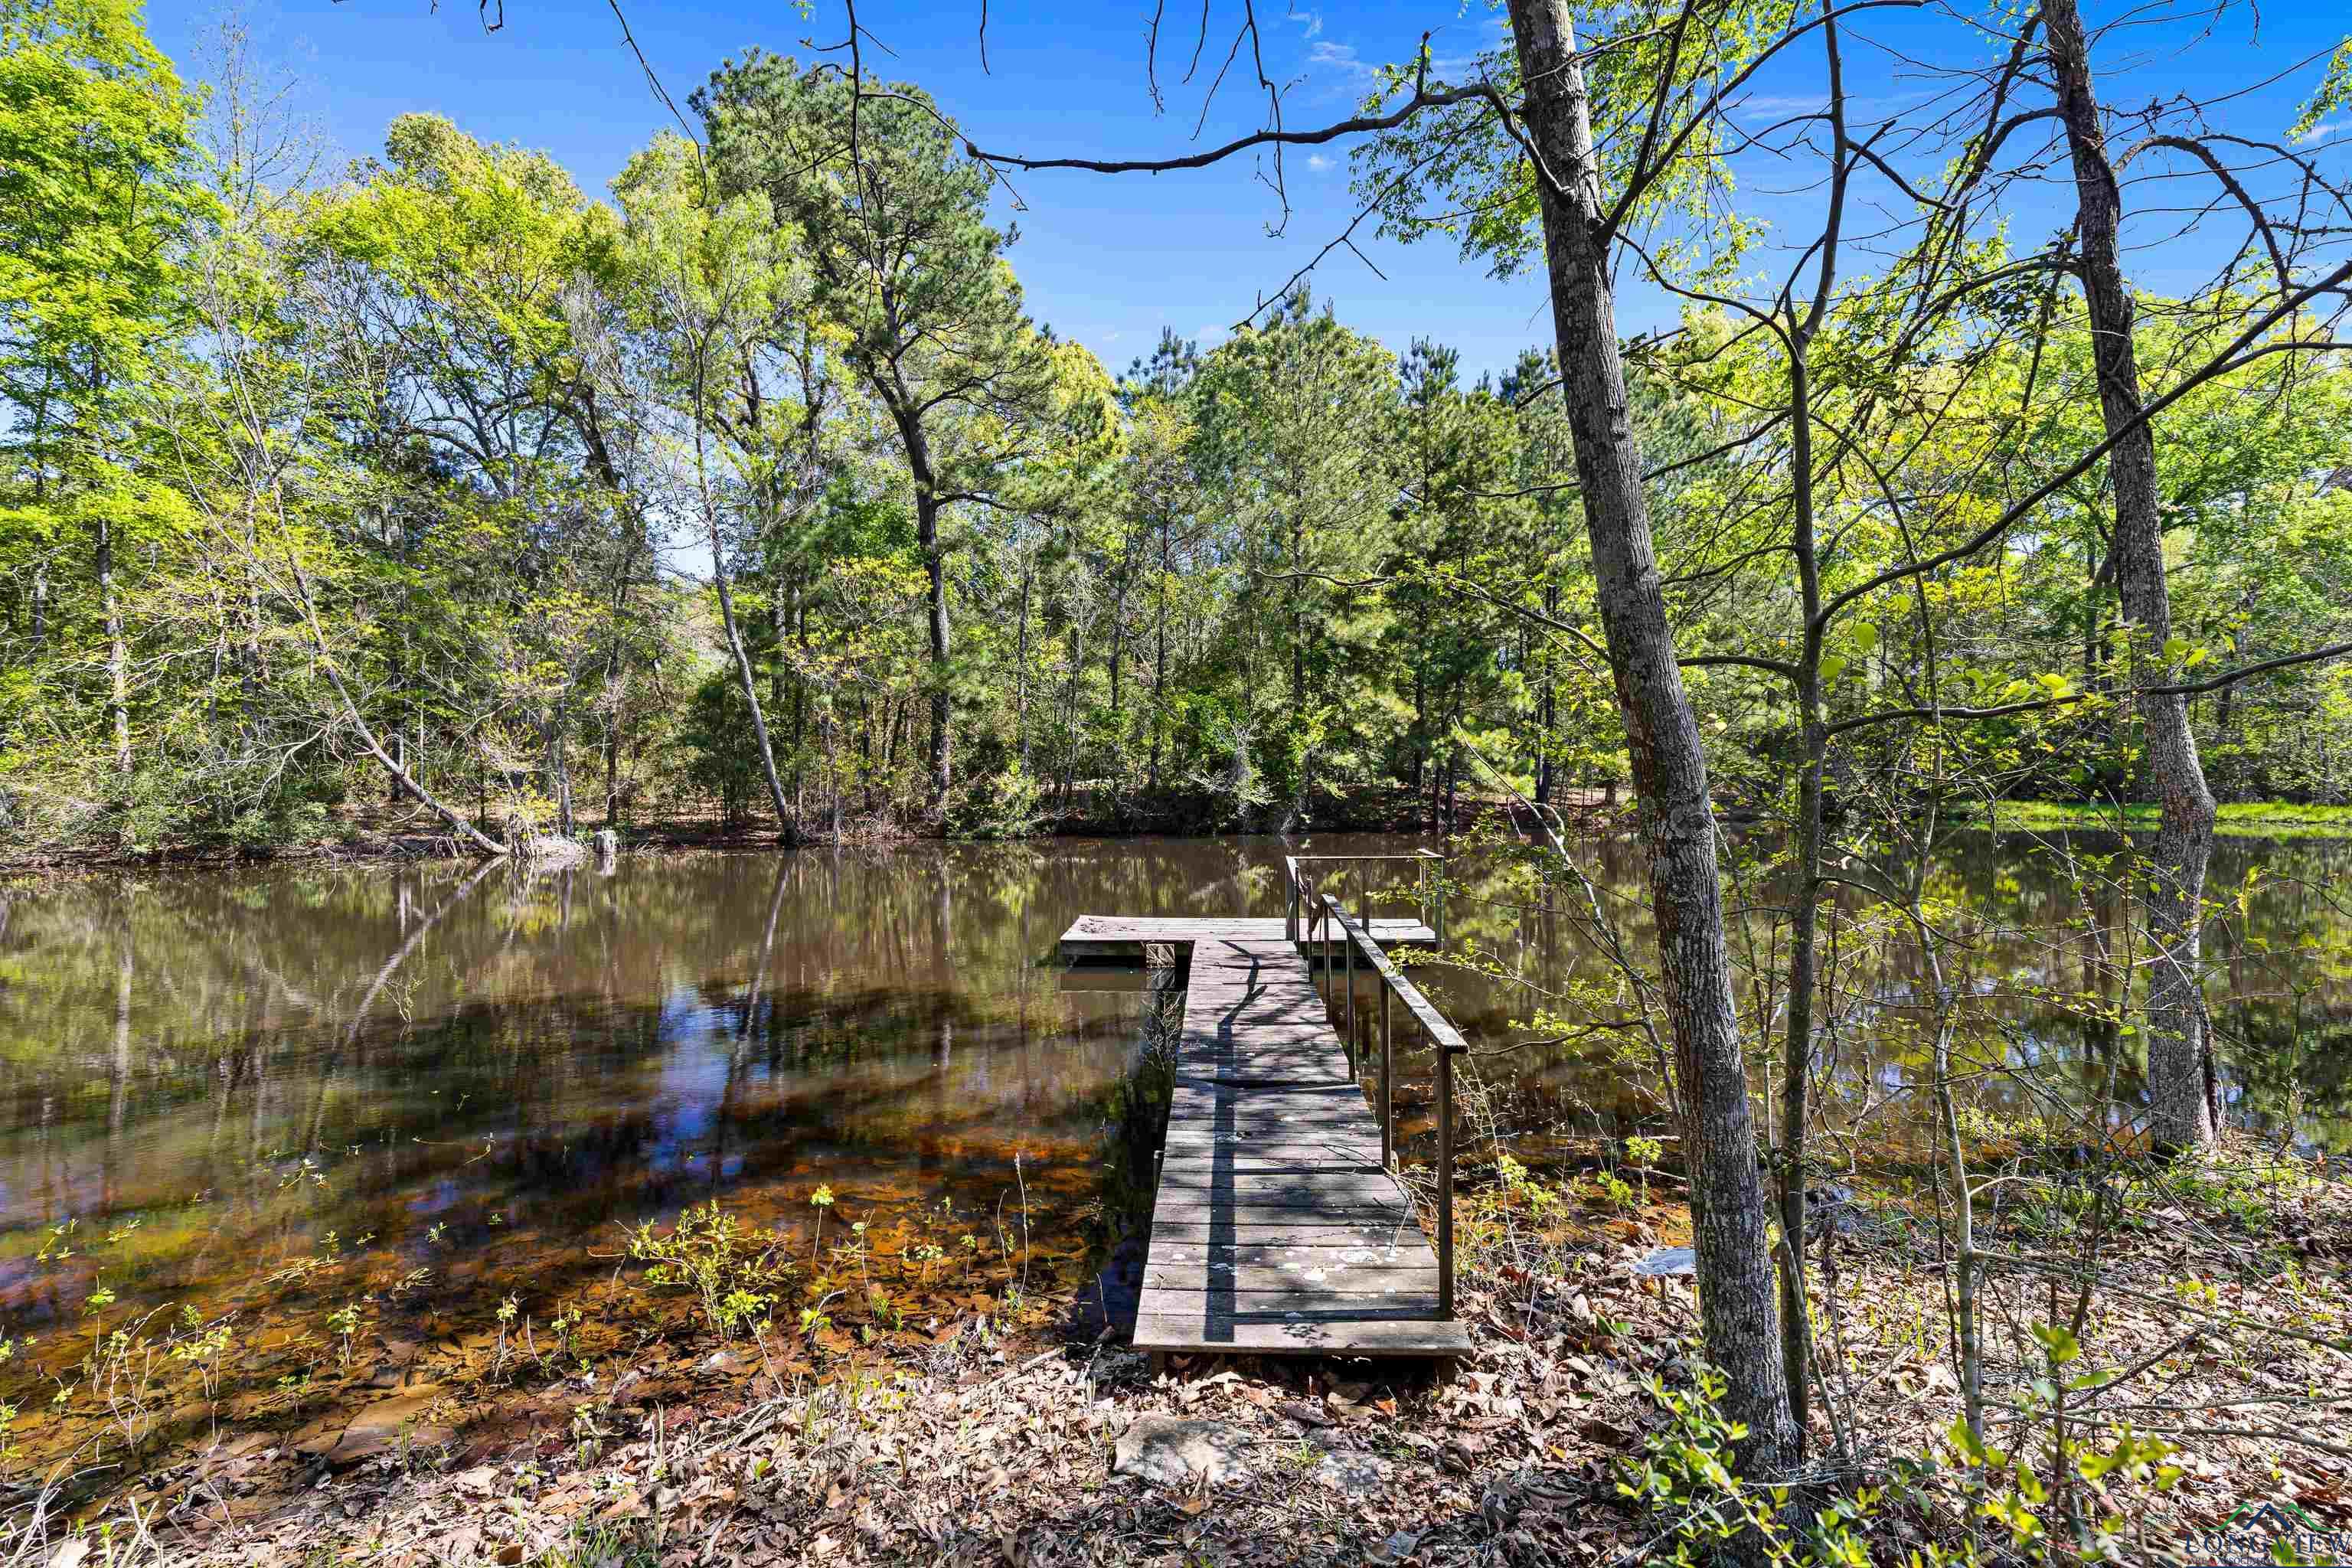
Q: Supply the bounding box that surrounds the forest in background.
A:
[5,0,2351,861]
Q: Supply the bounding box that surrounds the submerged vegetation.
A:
[5,1107,2342,1567]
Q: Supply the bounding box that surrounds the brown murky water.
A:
[0,829,2347,1484]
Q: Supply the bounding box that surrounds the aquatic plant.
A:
[165,1308,234,1433]
[1624,1136,1663,1205]
[626,1202,793,1341]
[483,1293,523,1383]
[808,1185,835,1262]
[325,1301,362,1370]
[85,1305,174,1460]
[544,1305,584,1371]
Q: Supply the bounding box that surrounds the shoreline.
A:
[0,792,1555,878]
[10,795,2350,880]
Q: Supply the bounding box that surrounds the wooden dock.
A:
[1059,912,1472,1359]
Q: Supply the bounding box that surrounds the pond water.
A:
[1,828,2347,1456]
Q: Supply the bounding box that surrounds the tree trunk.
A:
[2047,0,2220,1150]
[1150,506,1171,793]
[1778,355,1829,1458]
[1289,509,1308,779]
[1505,0,1798,1475]
[547,713,573,838]
[605,722,621,827]
[1017,560,1034,776]
[262,530,509,856]
[918,492,954,809]
[1413,665,1429,796]
[1535,588,1557,805]
[97,512,131,781]
[709,532,793,838]
[1109,542,1129,722]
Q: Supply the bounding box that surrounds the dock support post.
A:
[1343,903,1355,1054]
[1380,986,1393,1171]
[1316,900,1329,1003]
[1310,900,1321,998]
[1437,1040,1456,1320]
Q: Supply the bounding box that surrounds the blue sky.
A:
[145,0,2351,383]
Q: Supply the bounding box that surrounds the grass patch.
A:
[1957,800,2352,837]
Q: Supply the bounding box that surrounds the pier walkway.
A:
[1058,859,1472,1358]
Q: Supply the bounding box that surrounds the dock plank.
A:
[1129,1313,1472,1357]
[1067,916,1467,1361]
[1057,915,1436,962]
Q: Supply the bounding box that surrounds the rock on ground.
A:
[1631,1246,1696,1277]
[292,1388,455,1468]
[1312,1449,1387,1494]
[1112,1415,1253,1488]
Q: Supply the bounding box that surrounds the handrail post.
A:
[1321,897,1332,1004]
[1312,892,1325,1004]
[1380,985,1393,1171]
[1343,900,1355,1054]
[1437,1039,1457,1320]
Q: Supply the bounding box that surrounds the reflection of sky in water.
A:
[650,985,733,1170]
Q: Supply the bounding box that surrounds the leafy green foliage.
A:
[3,2,2349,862]
[625,1201,792,1341]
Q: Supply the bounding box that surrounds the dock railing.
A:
[1282,849,1446,946]
[1285,856,1465,1321]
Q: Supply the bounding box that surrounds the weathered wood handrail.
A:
[1305,887,1466,1321]
[1282,850,1445,945]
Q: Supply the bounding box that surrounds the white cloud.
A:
[1306,152,1334,172]
[1734,89,1931,125]
[1308,39,1374,81]
[1285,7,1323,40]
[1736,93,1827,122]
[1305,34,1484,94]
[2294,117,2347,145]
